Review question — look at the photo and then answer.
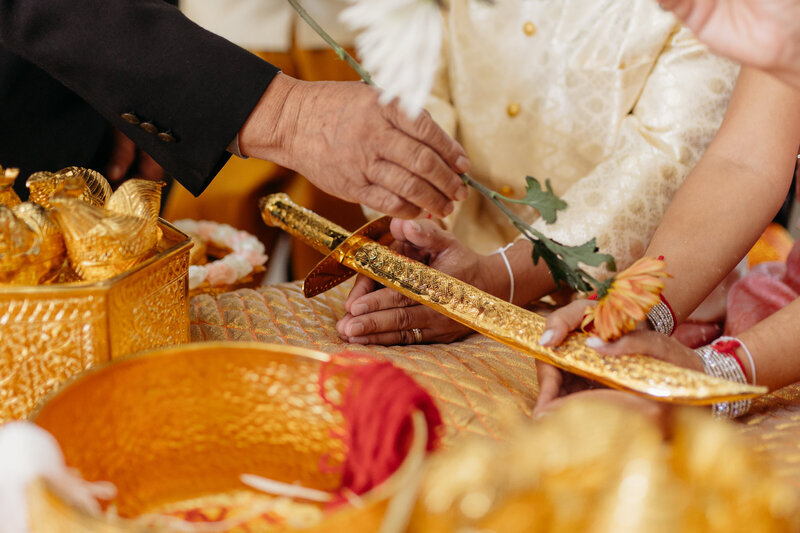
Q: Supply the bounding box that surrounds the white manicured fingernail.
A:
[538,329,555,346]
[586,336,606,349]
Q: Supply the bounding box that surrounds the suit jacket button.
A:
[157,131,177,143]
[139,122,159,134]
[121,112,140,125]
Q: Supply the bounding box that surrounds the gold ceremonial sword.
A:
[260,193,766,405]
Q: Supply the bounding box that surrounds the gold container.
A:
[28,342,418,532]
[0,220,191,422]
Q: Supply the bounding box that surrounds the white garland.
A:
[172,220,268,290]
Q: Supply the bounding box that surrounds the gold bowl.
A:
[0,220,191,422]
[27,342,418,532]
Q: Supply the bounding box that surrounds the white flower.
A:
[222,253,254,279]
[172,219,199,235]
[340,0,443,118]
[210,223,238,247]
[188,264,207,290]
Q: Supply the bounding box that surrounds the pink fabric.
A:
[672,322,722,349]
[725,240,800,336]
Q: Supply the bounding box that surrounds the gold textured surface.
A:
[191,282,800,494]
[0,202,66,285]
[0,220,190,423]
[0,166,21,208]
[408,401,799,533]
[192,283,539,445]
[261,194,765,404]
[28,343,410,532]
[27,167,111,210]
[50,180,163,281]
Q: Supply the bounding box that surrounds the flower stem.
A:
[460,173,532,232]
[287,0,374,86]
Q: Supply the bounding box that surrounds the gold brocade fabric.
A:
[191,282,800,494]
[191,282,539,444]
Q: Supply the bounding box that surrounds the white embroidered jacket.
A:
[427,0,738,274]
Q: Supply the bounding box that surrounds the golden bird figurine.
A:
[49,179,163,281]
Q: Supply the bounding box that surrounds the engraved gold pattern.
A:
[27,167,111,209]
[50,179,164,281]
[0,203,66,285]
[0,221,191,422]
[260,193,766,404]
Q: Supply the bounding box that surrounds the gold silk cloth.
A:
[191,283,800,494]
[422,0,738,266]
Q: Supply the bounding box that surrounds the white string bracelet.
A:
[493,243,515,304]
[718,336,757,386]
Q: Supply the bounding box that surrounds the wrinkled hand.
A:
[240,74,470,219]
[534,299,703,415]
[659,0,800,88]
[337,218,503,345]
[106,128,166,183]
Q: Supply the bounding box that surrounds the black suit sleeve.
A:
[0,0,280,195]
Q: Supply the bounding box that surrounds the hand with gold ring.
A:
[336,218,508,345]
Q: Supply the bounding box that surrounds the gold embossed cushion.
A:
[191,281,800,492]
[192,282,539,445]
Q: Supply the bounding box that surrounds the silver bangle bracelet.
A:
[646,301,675,336]
[694,345,751,418]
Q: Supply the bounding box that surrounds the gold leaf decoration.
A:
[105,179,164,226]
[27,166,111,209]
[49,197,158,281]
[0,203,66,285]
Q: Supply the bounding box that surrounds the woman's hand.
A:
[534,299,704,414]
[336,218,508,345]
[658,0,800,89]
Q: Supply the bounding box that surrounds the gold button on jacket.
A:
[523,21,536,36]
[420,0,738,273]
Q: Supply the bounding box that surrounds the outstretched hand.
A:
[534,299,703,415]
[658,0,800,89]
[240,74,470,219]
[337,218,506,345]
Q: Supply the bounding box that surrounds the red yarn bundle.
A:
[318,352,442,495]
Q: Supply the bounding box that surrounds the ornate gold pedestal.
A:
[0,220,191,422]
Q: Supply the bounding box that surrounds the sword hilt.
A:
[259,193,351,255]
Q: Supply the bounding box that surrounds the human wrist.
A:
[488,243,515,305]
[694,342,752,418]
[238,72,303,160]
[483,251,513,303]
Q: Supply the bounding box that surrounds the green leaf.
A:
[520,177,567,224]
[526,228,617,293]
